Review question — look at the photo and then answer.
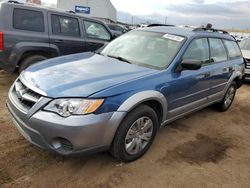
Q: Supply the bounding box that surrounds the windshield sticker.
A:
[163,34,184,42]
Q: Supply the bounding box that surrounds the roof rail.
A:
[147,24,175,27]
[193,24,229,34]
[8,0,23,4]
[66,10,76,14]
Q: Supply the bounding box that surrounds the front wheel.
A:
[110,105,158,162]
[215,81,237,112]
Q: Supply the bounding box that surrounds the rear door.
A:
[48,13,84,55]
[207,38,241,102]
[82,20,112,52]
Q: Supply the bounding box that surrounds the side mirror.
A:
[180,59,202,71]
[112,33,119,40]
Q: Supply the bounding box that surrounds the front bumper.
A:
[7,95,127,156]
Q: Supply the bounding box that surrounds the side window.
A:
[183,38,209,64]
[224,40,242,59]
[84,21,111,41]
[209,38,227,62]
[108,25,115,30]
[51,15,80,37]
[13,8,44,32]
[115,25,124,32]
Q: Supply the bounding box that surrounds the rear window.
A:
[13,8,44,32]
[224,40,242,59]
[51,15,80,37]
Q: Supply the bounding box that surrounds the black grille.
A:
[12,79,42,111]
[246,58,250,69]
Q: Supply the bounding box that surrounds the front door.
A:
[167,38,212,118]
[82,20,112,52]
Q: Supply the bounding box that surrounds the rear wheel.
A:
[18,55,47,73]
[215,81,237,112]
[110,105,158,162]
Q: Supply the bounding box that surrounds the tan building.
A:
[57,0,117,23]
[26,0,41,5]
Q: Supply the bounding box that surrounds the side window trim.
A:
[208,37,228,64]
[50,13,81,38]
[181,37,210,67]
[222,39,230,60]
[13,8,45,33]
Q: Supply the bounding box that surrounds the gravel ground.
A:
[0,70,250,188]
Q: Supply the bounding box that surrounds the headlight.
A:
[44,99,104,117]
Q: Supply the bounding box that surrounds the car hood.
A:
[242,50,250,59]
[22,52,157,98]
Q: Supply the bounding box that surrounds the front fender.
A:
[117,90,167,123]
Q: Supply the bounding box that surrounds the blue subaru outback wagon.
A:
[7,25,244,162]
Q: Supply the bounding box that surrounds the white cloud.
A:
[41,0,250,28]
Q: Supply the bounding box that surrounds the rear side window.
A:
[108,25,115,30]
[114,25,124,32]
[51,15,80,37]
[209,38,227,62]
[224,40,242,59]
[183,38,210,64]
[84,21,111,41]
[13,9,44,32]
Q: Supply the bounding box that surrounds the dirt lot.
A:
[0,69,250,188]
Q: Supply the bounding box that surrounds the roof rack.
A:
[8,0,23,4]
[147,24,175,27]
[193,24,229,34]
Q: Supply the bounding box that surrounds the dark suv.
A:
[0,1,114,73]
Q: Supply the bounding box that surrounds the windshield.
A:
[99,31,185,69]
[239,39,250,51]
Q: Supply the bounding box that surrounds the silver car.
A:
[239,38,250,81]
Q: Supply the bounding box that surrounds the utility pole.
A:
[132,16,134,25]
[165,17,168,24]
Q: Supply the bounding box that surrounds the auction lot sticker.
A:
[163,34,184,42]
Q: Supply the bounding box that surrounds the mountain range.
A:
[117,11,165,25]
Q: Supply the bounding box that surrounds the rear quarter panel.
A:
[0,4,50,72]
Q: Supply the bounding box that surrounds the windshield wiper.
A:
[107,55,132,64]
[94,51,103,55]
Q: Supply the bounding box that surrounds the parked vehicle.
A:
[239,38,250,81]
[0,1,114,73]
[7,25,245,162]
[107,23,128,36]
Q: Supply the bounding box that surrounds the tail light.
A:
[0,32,3,51]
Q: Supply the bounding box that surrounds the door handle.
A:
[203,73,211,78]
[54,39,64,43]
[89,42,100,46]
[223,67,233,72]
[197,72,210,79]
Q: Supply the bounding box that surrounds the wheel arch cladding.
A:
[117,90,167,124]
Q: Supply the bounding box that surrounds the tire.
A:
[110,105,159,162]
[215,81,237,112]
[18,55,47,73]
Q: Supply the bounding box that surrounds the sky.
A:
[42,0,250,28]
